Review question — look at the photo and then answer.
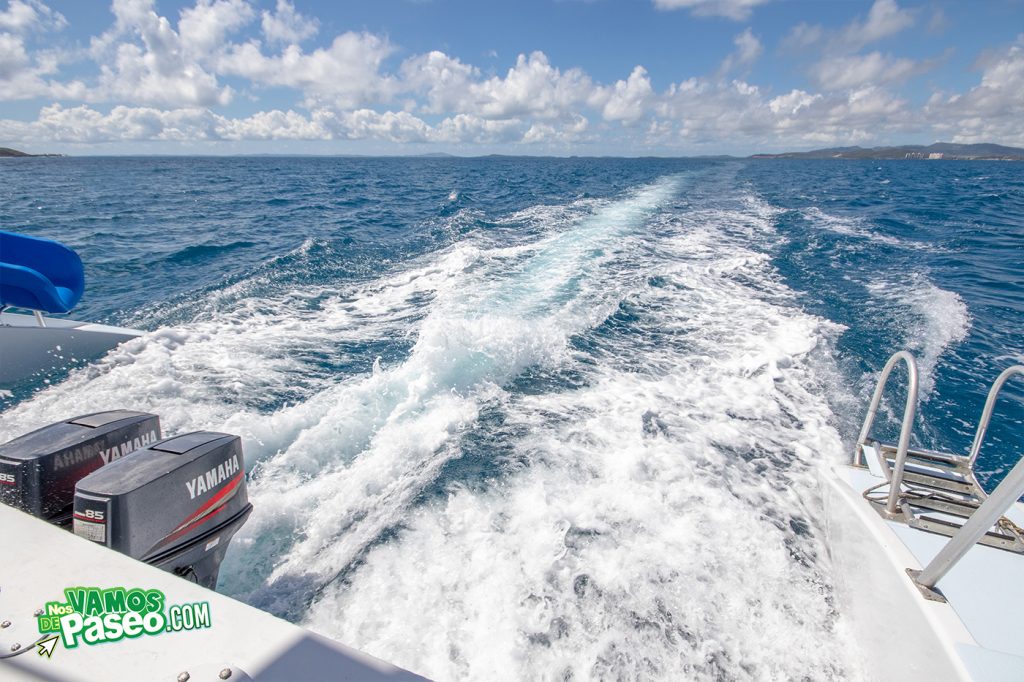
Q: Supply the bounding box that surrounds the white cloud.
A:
[0,102,532,147]
[926,35,1024,145]
[839,0,915,51]
[0,0,65,33]
[784,0,914,57]
[89,0,233,107]
[652,0,770,21]
[217,108,330,140]
[926,8,949,35]
[178,0,253,58]
[718,27,762,75]
[432,114,521,144]
[468,51,593,120]
[658,78,770,142]
[100,41,231,107]
[768,89,820,116]
[782,22,823,50]
[335,108,431,143]
[812,51,924,90]
[403,50,603,124]
[654,74,914,149]
[2,103,326,143]
[219,32,395,109]
[401,50,479,114]
[592,66,654,123]
[0,0,77,100]
[522,115,588,144]
[0,67,87,101]
[0,30,27,79]
[7,103,218,142]
[261,0,318,45]
[0,23,84,100]
[841,85,907,122]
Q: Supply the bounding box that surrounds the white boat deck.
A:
[831,464,1024,680]
[0,505,427,681]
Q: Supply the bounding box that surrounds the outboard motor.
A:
[73,431,253,589]
[0,411,161,525]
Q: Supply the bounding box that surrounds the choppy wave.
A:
[865,273,970,398]
[801,206,931,251]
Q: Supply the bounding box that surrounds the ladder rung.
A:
[907,496,980,519]
[879,444,969,467]
[884,455,970,480]
[902,471,977,495]
[909,514,1024,553]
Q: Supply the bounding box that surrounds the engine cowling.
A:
[0,411,161,524]
[73,431,253,589]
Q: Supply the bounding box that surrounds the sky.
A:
[0,0,1022,155]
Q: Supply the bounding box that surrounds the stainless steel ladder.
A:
[853,351,1024,598]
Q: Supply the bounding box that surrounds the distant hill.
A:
[751,142,1024,160]
[0,147,63,157]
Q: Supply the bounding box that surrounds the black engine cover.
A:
[0,411,161,523]
[73,431,252,588]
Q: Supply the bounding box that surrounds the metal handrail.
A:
[915,365,1024,589]
[855,351,919,516]
[967,365,1024,468]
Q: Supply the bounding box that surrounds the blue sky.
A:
[1,0,1022,154]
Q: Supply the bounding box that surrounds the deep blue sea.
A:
[1,157,1022,679]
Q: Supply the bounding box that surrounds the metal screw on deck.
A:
[219,669,233,680]
[177,673,190,682]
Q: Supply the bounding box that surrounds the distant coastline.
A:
[750,142,1024,161]
[0,147,63,158]
[2,142,1022,160]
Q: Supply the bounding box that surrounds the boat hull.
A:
[0,312,143,387]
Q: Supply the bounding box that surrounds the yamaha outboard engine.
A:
[73,431,253,589]
[0,411,161,525]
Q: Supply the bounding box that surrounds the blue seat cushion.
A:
[0,231,85,314]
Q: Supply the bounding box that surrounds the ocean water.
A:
[1,157,1022,680]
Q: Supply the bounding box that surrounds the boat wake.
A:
[0,168,860,680]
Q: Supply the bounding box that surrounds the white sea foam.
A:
[866,273,970,398]
[0,174,860,680]
[296,196,856,679]
[268,180,855,678]
[0,243,479,453]
[802,206,933,251]
[220,178,686,606]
